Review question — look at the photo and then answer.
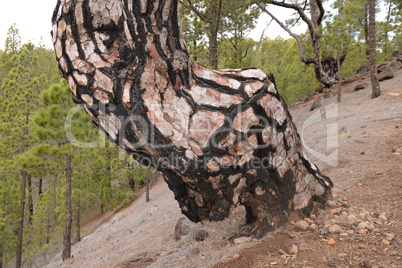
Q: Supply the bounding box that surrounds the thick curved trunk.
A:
[52,0,332,238]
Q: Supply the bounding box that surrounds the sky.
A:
[0,0,305,51]
[0,0,58,50]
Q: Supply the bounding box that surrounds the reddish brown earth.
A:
[43,60,402,268]
[214,64,402,268]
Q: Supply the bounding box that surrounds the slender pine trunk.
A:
[368,0,381,98]
[75,194,81,244]
[337,56,342,102]
[27,175,33,225]
[62,156,72,261]
[39,178,43,196]
[0,243,3,268]
[16,171,27,268]
[146,170,150,203]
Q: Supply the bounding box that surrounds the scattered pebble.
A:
[357,229,367,234]
[348,215,357,224]
[379,215,388,221]
[386,233,395,241]
[233,237,251,244]
[357,221,368,230]
[381,239,390,246]
[329,224,342,234]
[327,200,337,209]
[289,244,299,255]
[339,211,348,221]
[328,238,336,245]
[232,253,241,259]
[294,220,309,231]
[308,224,317,231]
[330,207,342,214]
[304,218,314,225]
[337,253,348,257]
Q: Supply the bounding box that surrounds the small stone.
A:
[233,253,241,259]
[337,253,348,257]
[347,215,357,224]
[234,236,251,244]
[309,224,317,231]
[195,229,209,241]
[252,238,258,243]
[342,196,348,201]
[327,200,337,209]
[386,233,395,241]
[379,215,388,221]
[339,211,348,221]
[340,232,349,237]
[357,229,367,234]
[294,220,309,231]
[381,239,390,245]
[358,213,367,219]
[304,218,315,224]
[362,260,373,268]
[366,215,374,221]
[329,224,342,234]
[357,221,368,230]
[330,207,342,214]
[310,214,317,220]
[367,224,375,230]
[289,244,299,255]
[174,217,191,240]
[328,238,336,245]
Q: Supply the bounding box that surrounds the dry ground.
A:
[43,67,402,268]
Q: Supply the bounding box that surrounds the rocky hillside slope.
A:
[43,54,402,268]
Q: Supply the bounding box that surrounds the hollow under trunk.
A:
[52,0,332,238]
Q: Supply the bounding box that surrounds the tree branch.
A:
[267,0,315,31]
[180,0,213,23]
[258,5,315,64]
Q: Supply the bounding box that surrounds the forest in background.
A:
[0,0,401,266]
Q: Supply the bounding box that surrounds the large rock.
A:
[377,63,388,73]
[392,50,402,57]
[356,64,370,75]
[389,61,402,71]
[310,97,322,111]
[378,67,395,81]
[341,75,361,85]
[355,83,368,91]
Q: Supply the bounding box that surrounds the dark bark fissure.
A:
[52,0,332,238]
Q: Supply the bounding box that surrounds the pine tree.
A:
[0,42,46,267]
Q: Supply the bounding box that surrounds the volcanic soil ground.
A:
[43,65,402,268]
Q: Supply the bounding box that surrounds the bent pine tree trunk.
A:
[52,0,332,238]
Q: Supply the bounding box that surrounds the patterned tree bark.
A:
[52,0,332,238]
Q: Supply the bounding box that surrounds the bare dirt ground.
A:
[44,62,402,268]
